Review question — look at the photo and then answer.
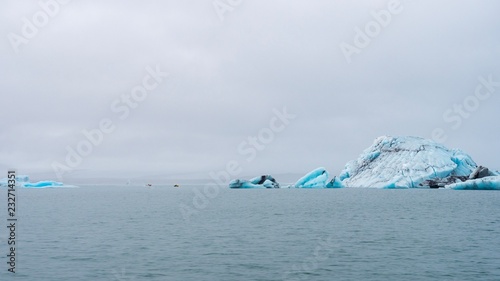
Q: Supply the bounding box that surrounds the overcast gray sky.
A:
[1,0,499,182]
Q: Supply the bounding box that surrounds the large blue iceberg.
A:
[0,175,72,188]
[338,136,477,188]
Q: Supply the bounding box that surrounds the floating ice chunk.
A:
[294,167,330,188]
[339,136,478,188]
[228,180,265,189]
[294,167,345,188]
[445,176,500,190]
[0,175,72,188]
[229,175,280,189]
[24,181,64,188]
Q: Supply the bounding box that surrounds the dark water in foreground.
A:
[1,186,499,281]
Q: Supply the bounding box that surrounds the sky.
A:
[1,0,499,183]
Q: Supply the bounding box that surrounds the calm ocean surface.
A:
[1,185,499,281]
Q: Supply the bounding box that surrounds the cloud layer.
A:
[1,0,499,181]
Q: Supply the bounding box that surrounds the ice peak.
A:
[339,136,477,188]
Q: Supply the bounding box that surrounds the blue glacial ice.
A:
[445,176,500,190]
[339,136,478,188]
[326,176,344,188]
[227,135,498,190]
[229,168,344,189]
[294,167,329,188]
[0,175,70,188]
[229,175,280,189]
[24,180,64,188]
[293,167,343,188]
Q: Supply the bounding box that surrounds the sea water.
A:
[0,185,499,281]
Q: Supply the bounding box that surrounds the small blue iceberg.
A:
[293,167,343,188]
[229,175,280,189]
[0,175,76,188]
